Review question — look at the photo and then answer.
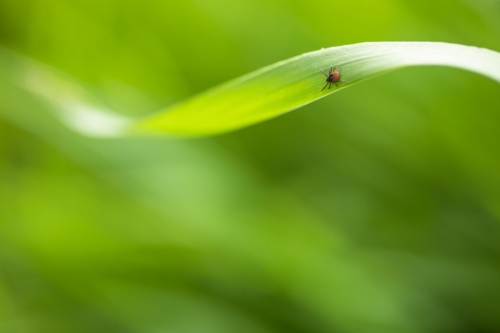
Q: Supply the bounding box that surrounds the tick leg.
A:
[334,83,338,87]
[333,67,339,71]
[320,70,328,77]
[321,82,329,91]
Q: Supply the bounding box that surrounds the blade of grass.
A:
[3,42,500,137]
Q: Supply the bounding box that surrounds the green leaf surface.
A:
[3,42,500,137]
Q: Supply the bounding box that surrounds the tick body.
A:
[320,66,343,91]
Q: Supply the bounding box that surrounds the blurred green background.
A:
[1,0,500,332]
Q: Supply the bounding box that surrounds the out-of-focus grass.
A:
[1,0,500,333]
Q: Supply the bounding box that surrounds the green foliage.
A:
[1,1,500,333]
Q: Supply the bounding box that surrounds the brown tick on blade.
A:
[320,66,344,91]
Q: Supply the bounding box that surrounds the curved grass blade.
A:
[3,42,500,137]
[135,42,500,136]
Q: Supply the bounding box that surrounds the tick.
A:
[320,66,344,91]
